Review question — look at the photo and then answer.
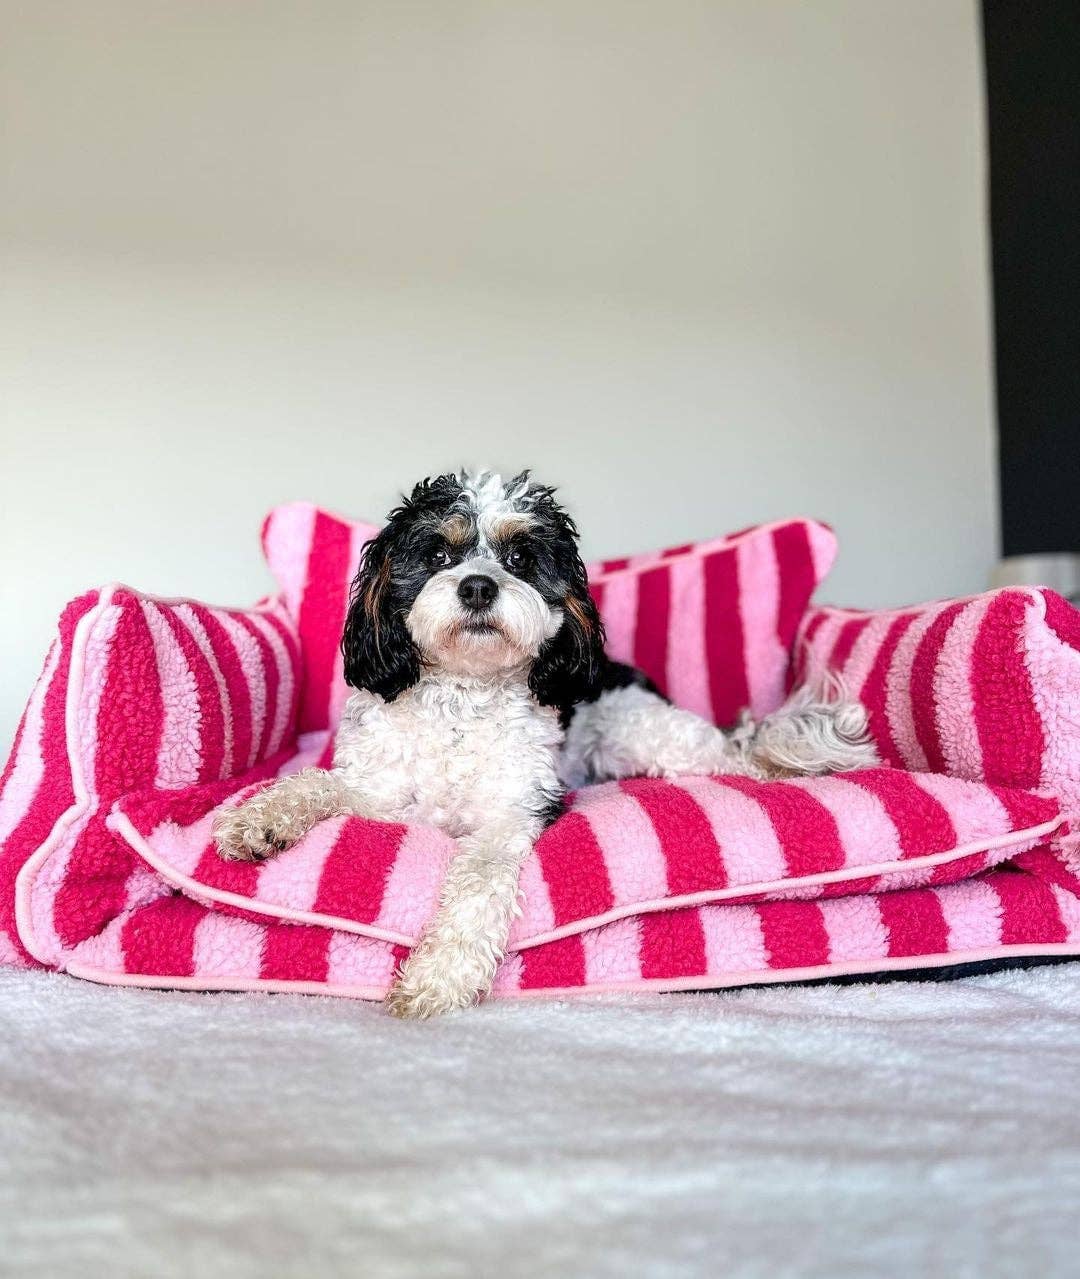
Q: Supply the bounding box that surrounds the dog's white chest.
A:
[334,678,564,836]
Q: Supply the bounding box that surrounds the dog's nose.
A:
[457,574,499,612]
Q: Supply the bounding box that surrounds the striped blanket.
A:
[4,513,1080,999]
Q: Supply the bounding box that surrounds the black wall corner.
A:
[983,1,1080,557]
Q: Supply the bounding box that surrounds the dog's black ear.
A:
[529,560,606,717]
[341,529,421,702]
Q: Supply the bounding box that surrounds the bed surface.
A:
[2,966,1078,1277]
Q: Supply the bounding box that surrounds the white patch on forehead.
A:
[458,468,535,552]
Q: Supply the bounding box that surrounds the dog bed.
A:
[3,510,1080,998]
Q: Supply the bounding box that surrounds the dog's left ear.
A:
[529,561,606,717]
[340,529,421,702]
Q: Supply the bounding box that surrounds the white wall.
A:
[0,0,995,748]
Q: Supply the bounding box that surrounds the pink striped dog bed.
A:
[4,516,1080,999]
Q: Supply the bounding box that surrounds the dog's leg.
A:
[213,767,365,862]
[386,815,537,1019]
[563,682,877,785]
[561,684,757,784]
[749,683,879,776]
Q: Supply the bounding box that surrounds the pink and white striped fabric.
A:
[793,588,1080,830]
[5,534,1080,1000]
[260,504,380,735]
[261,502,837,729]
[40,850,1080,999]
[588,519,836,723]
[100,765,1061,954]
[0,585,301,968]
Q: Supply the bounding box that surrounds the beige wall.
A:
[1,1,994,747]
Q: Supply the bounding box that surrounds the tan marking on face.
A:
[364,554,393,647]
[488,513,535,543]
[564,592,595,635]
[439,513,473,546]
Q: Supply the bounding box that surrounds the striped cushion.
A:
[105,760,1062,952]
[57,848,1080,997]
[589,520,836,724]
[262,502,837,729]
[792,588,1080,835]
[2,587,302,969]
[498,847,1080,995]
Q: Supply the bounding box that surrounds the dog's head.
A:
[342,469,605,711]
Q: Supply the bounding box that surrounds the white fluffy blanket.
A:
[2,966,1078,1277]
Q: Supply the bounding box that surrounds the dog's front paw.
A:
[385,943,493,1019]
[385,981,470,1020]
[212,801,296,863]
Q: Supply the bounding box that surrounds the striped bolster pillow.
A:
[792,587,1080,819]
[0,587,302,967]
[261,502,838,731]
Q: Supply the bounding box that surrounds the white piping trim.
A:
[64,941,1080,1003]
[106,802,1062,955]
[106,809,417,949]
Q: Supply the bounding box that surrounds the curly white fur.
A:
[215,669,565,1016]
[214,471,879,1018]
[560,675,877,788]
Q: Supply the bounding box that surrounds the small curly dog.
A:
[214,470,877,1017]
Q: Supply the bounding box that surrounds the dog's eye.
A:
[505,547,529,571]
[426,547,451,569]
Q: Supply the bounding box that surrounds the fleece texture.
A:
[795,588,1080,791]
[2,963,1079,1278]
[794,587,1080,872]
[5,551,1080,998]
[261,502,838,730]
[110,767,1063,951]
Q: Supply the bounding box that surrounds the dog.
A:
[214,470,878,1017]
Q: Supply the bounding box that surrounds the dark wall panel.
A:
[983,1,1080,556]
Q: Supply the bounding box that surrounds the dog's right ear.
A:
[340,529,421,702]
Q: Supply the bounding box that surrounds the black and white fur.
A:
[214,470,877,1017]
